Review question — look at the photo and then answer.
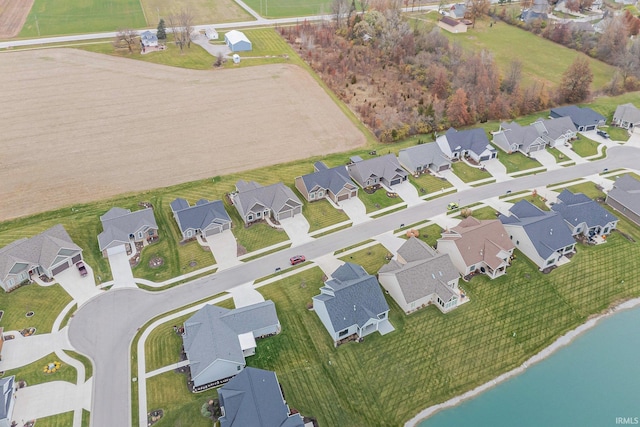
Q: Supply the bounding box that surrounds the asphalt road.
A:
[68,146,635,427]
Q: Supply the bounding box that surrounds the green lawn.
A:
[566,182,606,200]
[83,410,90,427]
[571,135,600,157]
[409,172,453,195]
[604,126,630,142]
[451,162,493,183]
[3,353,76,386]
[302,198,350,233]
[34,412,75,427]
[0,283,71,333]
[548,147,567,163]
[403,223,443,248]
[496,151,542,174]
[507,194,550,211]
[442,17,616,90]
[464,206,499,220]
[240,0,333,18]
[63,349,94,380]
[338,243,390,275]
[586,91,640,122]
[357,188,404,214]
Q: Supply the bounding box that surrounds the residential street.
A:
[68,146,636,427]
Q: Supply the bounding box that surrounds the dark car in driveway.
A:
[76,261,88,277]
[597,129,610,138]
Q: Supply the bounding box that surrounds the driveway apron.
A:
[279,215,313,246]
[108,251,136,289]
[338,197,370,224]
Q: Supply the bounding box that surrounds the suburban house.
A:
[492,121,547,154]
[97,207,158,258]
[606,174,640,227]
[0,376,15,427]
[225,30,252,52]
[398,142,451,175]
[0,224,83,292]
[378,237,461,314]
[448,3,466,18]
[550,106,606,131]
[346,154,408,189]
[438,16,467,33]
[533,117,578,147]
[181,301,281,390]
[437,217,515,279]
[551,189,618,240]
[205,27,219,40]
[499,200,576,270]
[218,367,304,427]
[140,30,158,48]
[436,127,497,162]
[313,263,393,345]
[231,180,302,225]
[294,161,358,203]
[612,103,640,130]
[170,198,231,241]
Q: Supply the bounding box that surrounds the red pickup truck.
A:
[76,261,88,277]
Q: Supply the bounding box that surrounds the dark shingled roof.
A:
[550,106,606,128]
[607,174,640,215]
[299,162,354,196]
[170,198,231,234]
[552,189,617,229]
[443,127,493,157]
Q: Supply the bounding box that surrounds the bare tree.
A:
[113,29,138,53]
[166,14,183,52]
[359,0,371,13]
[501,60,522,94]
[167,8,195,52]
[332,0,350,28]
[466,0,490,28]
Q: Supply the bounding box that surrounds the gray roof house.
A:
[313,263,393,345]
[218,367,304,427]
[346,154,408,189]
[182,301,281,390]
[97,207,158,257]
[612,103,640,130]
[532,116,578,147]
[140,30,158,47]
[551,189,618,240]
[449,3,466,18]
[606,174,640,227]
[398,143,452,175]
[521,8,547,22]
[550,106,606,131]
[170,198,231,240]
[378,237,461,314]
[492,121,547,154]
[0,225,83,292]
[231,181,302,225]
[0,376,15,427]
[436,128,497,162]
[499,200,576,270]
[294,161,358,204]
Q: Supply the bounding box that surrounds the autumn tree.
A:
[447,88,473,127]
[558,57,593,103]
[501,60,522,94]
[113,29,138,53]
[466,0,490,28]
[332,0,350,29]
[597,14,629,62]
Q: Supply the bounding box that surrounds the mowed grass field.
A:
[241,0,332,18]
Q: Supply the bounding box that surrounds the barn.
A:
[224,30,252,52]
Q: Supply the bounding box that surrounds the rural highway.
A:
[68,146,636,427]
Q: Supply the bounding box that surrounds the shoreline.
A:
[405,296,640,427]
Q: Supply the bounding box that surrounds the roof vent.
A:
[353,305,356,311]
[439,271,443,276]
[432,273,436,279]
[550,228,553,235]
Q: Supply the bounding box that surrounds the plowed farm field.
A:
[0,0,33,38]
[0,49,366,221]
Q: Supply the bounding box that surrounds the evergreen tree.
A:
[157,18,166,40]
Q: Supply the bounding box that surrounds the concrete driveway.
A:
[201,231,240,269]
[228,281,265,308]
[338,197,370,224]
[190,33,232,58]
[108,250,136,289]
[555,143,588,164]
[529,150,558,170]
[280,215,313,246]
[0,330,70,371]
[13,380,92,422]
[389,181,423,206]
[482,158,512,181]
[54,267,101,305]
[313,254,344,277]
[374,231,406,254]
[440,169,471,190]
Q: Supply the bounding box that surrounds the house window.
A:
[318,190,324,198]
[237,365,242,371]
[186,230,193,238]
[516,240,519,245]
[310,192,315,200]
[339,329,349,337]
[248,215,253,221]
[603,227,609,234]
[138,231,143,239]
[469,265,475,272]
[149,230,155,236]
[256,211,261,218]
[7,278,14,287]
[547,259,554,265]
[377,312,386,320]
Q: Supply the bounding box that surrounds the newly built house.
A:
[170,198,231,240]
[550,106,606,131]
[346,154,408,189]
[436,128,497,162]
[97,207,158,257]
[398,143,451,174]
[551,190,618,240]
[231,180,302,225]
[605,174,640,226]
[295,161,358,203]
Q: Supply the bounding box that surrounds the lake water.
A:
[419,306,640,427]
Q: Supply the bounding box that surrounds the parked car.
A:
[447,202,459,210]
[290,255,306,265]
[597,130,610,139]
[76,261,88,277]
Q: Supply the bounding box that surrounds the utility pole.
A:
[35,15,40,37]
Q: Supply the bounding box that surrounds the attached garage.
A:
[390,179,402,186]
[438,164,450,172]
[107,245,127,257]
[72,254,82,264]
[51,261,70,276]
[278,210,293,220]
[337,194,350,201]
[480,155,491,161]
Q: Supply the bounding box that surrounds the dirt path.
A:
[0,0,34,38]
[0,49,366,221]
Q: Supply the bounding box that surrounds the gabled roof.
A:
[552,190,617,228]
[550,106,606,127]
[98,207,157,251]
[140,30,158,44]
[533,116,577,140]
[218,367,304,427]
[0,376,14,421]
[170,198,231,233]
[439,217,515,269]
[233,181,302,218]
[607,174,640,215]
[347,154,408,185]
[299,162,355,195]
[613,103,640,124]
[0,224,81,281]
[450,3,466,18]
[531,0,549,12]
[441,128,494,156]
[398,143,451,171]
[496,122,544,152]
[379,237,459,305]
[182,301,280,383]
[225,30,250,45]
[499,200,575,259]
[313,263,389,332]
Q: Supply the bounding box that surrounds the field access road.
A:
[68,145,636,427]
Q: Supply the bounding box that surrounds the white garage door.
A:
[107,245,127,257]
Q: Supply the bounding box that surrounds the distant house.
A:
[449,3,466,19]
[521,9,548,23]
[295,161,358,203]
[182,301,281,390]
[0,224,83,292]
[170,198,231,240]
[533,117,578,147]
[205,27,219,40]
[140,30,158,48]
[437,217,515,279]
[551,189,618,240]
[606,174,640,227]
[399,143,451,175]
[346,154,408,189]
[231,180,302,225]
[378,237,461,314]
[225,30,252,52]
[569,21,597,34]
[550,106,606,132]
[492,122,547,154]
[313,263,393,345]
[218,367,304,427]
[0,376,15,427]
[438,16,468,33]
[612,103,640,130]
[499,200,576,270]
[436,128,497,162]
[97,207,158,257]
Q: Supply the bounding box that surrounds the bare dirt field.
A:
[141,0,253,26]
[0,49,366,221]
[0,0,34,38]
